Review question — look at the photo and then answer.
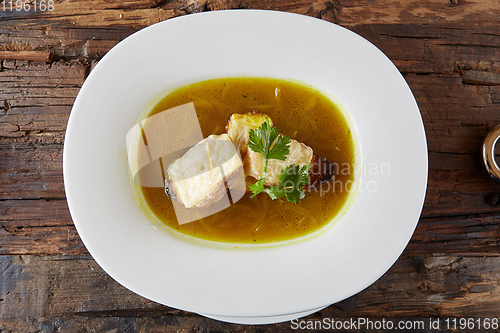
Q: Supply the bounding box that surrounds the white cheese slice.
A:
[244,139,313,186]
[227,113,313,186]
[166,134,243,208]
[227,113,271,154]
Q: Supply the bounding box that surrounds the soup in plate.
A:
[136,77,356,244]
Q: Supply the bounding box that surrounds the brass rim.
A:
[483,124,500,182]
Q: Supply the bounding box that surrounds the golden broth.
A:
[139,77,355,244]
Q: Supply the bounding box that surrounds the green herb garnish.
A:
[247,118,310,203]
[263,164,311,203]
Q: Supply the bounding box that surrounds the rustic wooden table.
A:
[1,0,500,332]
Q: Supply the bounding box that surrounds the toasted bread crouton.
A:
[244,138,313,186]
[227,112,336,190]
[226,112,270,154]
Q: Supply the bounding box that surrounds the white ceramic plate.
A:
[64,10,427,324]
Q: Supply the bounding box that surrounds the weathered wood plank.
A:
[0,5,178,28]
[0,26,135,60]
[0,315,455,333]
[421,152,500,218]
[0,60,83,148]
[490,85,500,104]
[0,254,499,330]
[84,40,119,59]
[1,59,87,79]
[322,255,500,318]
[0,199,70,227]
[0,51,51,62]
[0,199,85,254]
[0,170,63,199]
[393,60,455,75]
[408,214,500,256]
[0,225,85,255]
[0,2,498,64]
[0,143,62,171]
[0,107,68,144]
[462,70,500,85]
[405,73,500,155]
[319,0,500,25]
[1,0,498,27]
[0,255,156,319]
[351,24,500,75]
[0,60,87,110]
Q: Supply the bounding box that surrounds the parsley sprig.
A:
[247,118,310,203]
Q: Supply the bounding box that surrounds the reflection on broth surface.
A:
[139,77,356,244]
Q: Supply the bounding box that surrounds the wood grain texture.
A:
[0,254,499,331]
[0,0,499,60]
[0,51,51,62]
[1,0,500,330]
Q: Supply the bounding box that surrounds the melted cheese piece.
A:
[227,113,313,186]
[244,139,313,186]
[227,113,271,154]
[167,134,242,208]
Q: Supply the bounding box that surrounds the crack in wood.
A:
[461,70,500,86]
[154,0,175,9]
[317,0,341,24]
[0,197,67,202]
[74,307,188,318]
[420,210,500,222]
